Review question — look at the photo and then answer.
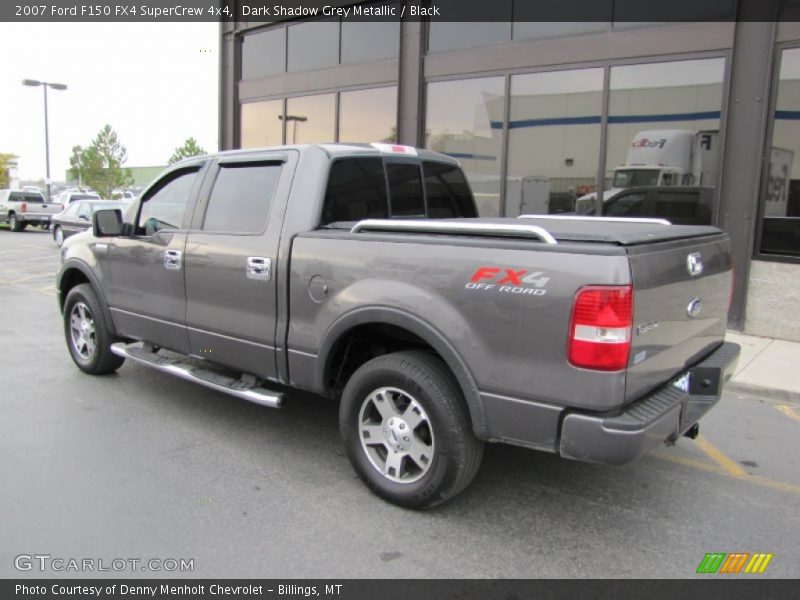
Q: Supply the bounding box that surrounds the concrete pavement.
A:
[726,331,800,402]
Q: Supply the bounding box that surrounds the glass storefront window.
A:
[603,58,725,218]
[425,77,505,216]
[241,28,286,80]
[287,20,339,72]
[240,100,284,148]
[341,16,399,64]
[338,87,397,143]
[285,94,336,144]
[759,47,800,258]
[506,68,604,216]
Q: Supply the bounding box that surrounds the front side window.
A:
[202,163,282,233]
[63,202,80,218]
[138,169,198,235]
[603,192,646,216]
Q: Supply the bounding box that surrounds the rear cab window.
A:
[320,156,476,226]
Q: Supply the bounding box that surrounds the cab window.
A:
[138,169,199,235]
[202,163,281,233]
[322,157,388,224]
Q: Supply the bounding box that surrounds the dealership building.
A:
[219,2,800,341]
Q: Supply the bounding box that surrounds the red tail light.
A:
[20,202,28,213]
[568,285,633,371]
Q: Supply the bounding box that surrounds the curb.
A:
[726,381,800,404]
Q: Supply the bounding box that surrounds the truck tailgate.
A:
[625,233,732,403]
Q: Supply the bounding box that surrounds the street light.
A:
[279,114,308,144]
[22,79,68,203]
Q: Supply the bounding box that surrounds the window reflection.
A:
[287,21,339,72]
[240,100,284,148]
[241,28,285,80]
[506,68,604,216]
[339,87,397,143]
[425,77,505,216]
[285,94,336,144]
[760,47,800,257]
[596,58,725,217]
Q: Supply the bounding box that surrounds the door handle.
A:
[164,249,182,271]
[246,256,271,281]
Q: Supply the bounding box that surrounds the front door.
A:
[184,156,288,381]
[106,165,206,353]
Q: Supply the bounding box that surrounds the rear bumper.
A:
[558,341,740,465]
[19,214,52,223]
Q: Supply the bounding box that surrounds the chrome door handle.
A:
[164,249,182,271]
[246,256,271,281]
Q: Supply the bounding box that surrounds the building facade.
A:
[220,2,800,341]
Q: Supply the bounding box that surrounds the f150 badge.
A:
[466,267,550,296]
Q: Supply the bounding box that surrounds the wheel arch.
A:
[316,307,488,437]
[57,260,118,338]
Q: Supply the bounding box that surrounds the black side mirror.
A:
[93,209,123,237]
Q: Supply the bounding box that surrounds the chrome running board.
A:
[110,342,284,408]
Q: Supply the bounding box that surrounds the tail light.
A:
[20,202,27,213]
[568,285,633,371]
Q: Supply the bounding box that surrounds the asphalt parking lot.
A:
[1,226,799,579]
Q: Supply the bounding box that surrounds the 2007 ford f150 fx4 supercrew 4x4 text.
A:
[56,144,740,508]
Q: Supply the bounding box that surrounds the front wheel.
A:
[63,283,124,375]
[339,351,483,509]
[53,225,64,246]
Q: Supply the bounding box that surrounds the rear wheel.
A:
[63,283,124,375]
[53,226,64,246]
[339,351,483,509]
[9,212,22,232]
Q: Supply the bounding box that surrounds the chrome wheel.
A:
[358,386,435,484]
[69,302,96,360]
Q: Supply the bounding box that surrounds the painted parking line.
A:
[0,278,57,296]
[653,437,800,496]
[775,404,800,423]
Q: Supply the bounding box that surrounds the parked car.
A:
[54,191,102,207]
[57,144,739,508]
[0,189,63,231]
[578,186,714,225]
[51,199,131,246]
[111,190,137,201]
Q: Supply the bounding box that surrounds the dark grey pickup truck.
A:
[57,143,739,508]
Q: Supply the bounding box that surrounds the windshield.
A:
[71,194,101,202]
[612,169,660,188]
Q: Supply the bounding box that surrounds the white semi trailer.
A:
[576,129,719,213]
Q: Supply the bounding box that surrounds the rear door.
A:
[183,152,293,381]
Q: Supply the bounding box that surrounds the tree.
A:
[168,137,206,164]
[80,125,133,197]
[67,145,84,185]
[0,153,17,189]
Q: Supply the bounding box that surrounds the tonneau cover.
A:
[326,217,723,246]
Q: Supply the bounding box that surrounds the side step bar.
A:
[110,342,284,409]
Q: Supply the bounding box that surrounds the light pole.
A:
[279,114,308,144]
[22,79,68,203]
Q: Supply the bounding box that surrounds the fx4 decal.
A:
[465,267,550,296]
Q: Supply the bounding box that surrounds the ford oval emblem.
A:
[687,252,703,277]
[687,297,702,319]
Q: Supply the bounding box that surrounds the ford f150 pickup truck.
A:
[56,143,740,508]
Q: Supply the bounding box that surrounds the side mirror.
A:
[93,209,123,237]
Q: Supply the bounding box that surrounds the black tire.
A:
[63,283,124,375]
[53,225,64,246]
[339,350,483,509]
[9,212,22,232]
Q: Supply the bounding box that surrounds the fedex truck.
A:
[576,129,719,213]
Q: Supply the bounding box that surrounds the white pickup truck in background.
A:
[0,189,63,231]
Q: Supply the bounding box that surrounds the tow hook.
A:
[683,423,700,439]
